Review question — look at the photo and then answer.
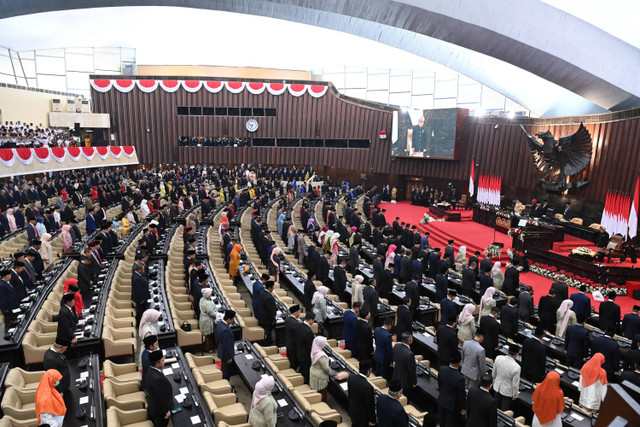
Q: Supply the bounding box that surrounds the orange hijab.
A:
[231,244,242,254]
[35,369,66,423]
[532,371,565,425]
[580,353,608,387]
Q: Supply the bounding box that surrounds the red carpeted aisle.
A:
[379,201,640,314]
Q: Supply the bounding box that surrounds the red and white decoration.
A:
[477,174,501,206]
[469,161,475,198]
[601,190,632,238]
[0,146,138,177]
[629,177,639,239]
[90,79,329,98]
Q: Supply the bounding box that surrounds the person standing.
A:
[522,326,547,383]
[303,272,316,312]
[435,264,449,303]
[480,307,501,360]
[344,302,360,358]
[285,305,301,370]
[461,262,477,298]
[461,329,486,389]
[35,369,67,427]
[333,258,348,302]
[538,289,559,333]
[479,268,493,296]
[502,259,520,297]
[356,309,374,362]
[405,275,421,320]
[249,376,278,427]
[578,353,608,412]
[556,299,576,338]
[518,286,535,323]
[309,336,332,402]
[376,379,409,427]
[457,303,476,343]
[492,344,521,411]
[347,359,376,427]
[146,350,174,427]
[500,298,519,339]
[295,312,316,383]
[440,289,457,325]
[42,337,71,395]
[531,372,565,427]
[437,317,459,367]
[252,274,269,318]
[198,288,217,353]
[622,305,640,338]
[312,285,329,325]
[217,310,236,380]
[465,374,497,427]
[140,334,158,391]
[395,297,413,339]
[374,318,394,379]
[259,281,277,345]
[132,263,150,328]
[591,328,620,383]
[565,315,590,368]
[57,293,78,345]
[479,287,496,318]
[437,351,466,427]
[598,291,621,335]
[570,285,591,320]
[392,332,417,403]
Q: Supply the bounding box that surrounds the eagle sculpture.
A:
[520,123,592,192]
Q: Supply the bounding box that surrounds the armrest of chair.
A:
[211,393,238,407]
[111,379,142,394]
[111,329,135,340]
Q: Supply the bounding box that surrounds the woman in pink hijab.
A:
[309,336,330,401]
[61,225,72,252]
[479,287,497,321]
[556,299,576,338]
[385,245,397,269]
[249,376,277,426]
[457,303,477,343]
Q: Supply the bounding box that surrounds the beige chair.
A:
[103,379,147,410]
[22,332,56,365]
[103,327,137,358]
[192,369,233,395]
[0,387,37,420]
[106,407,154,427]
[185,353,220,376]
[570,217,584,225]
[0,415,39,427]
[103,360,142,384]
[5,368,44,392]
[202,391,249,424]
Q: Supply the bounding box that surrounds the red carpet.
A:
[380,201,640,316]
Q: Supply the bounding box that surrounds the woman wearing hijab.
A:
[457,303,477,343]
[36,216,48,237]
[348,226,358,247]
[269,247,281,282]
[324,230,334,253]
[140,199,150,219]
[199,288,217,353]
[578,353,608,412]
[40,232,54,270]
[351,275,365,307]
[287,224,296,251]
[385,244,397,269]
[455,245,467,272]
[312,286,329,323]
[139,309,161,338]
[218,216,229,244]
[556,299,576,338]
[61,224,72,253]
[532,371,565,427]
[91,186,98,202]
[63,278,84,314]
[35,369,66,427]
[479,287,496,319]
[318,225,329,246]
[249,376,277,427]
[229,244,243,279]
[6,208,16,231]
[491,261,504,291]
[330,233,340,266]
[307,218,316,235]
[309,336,331,401]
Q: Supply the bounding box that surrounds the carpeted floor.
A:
[379,201,640,315]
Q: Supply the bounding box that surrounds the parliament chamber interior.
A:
[0,2,639,427]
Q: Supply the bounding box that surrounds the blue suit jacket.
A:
[570,292,591,319]
[85,214,96,234]
[217,321,235,361]
[373,327,393,366]
[252,281,264,317]
[440,298,456,325]
[0,279,19,313]
[412,259,424,278]
[591,335,620,375]
[565,324,590,359]
[344,310,357,352]
[438,365,466,411]
[622,313,640,339]
[376,394,408,427]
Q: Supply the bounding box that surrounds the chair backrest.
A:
[609,234,624,249]
[571,217,584,225]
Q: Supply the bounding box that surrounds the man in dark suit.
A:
[592,328,620,382]
[563,202,573,220]
[428,248,441,279]
[131,263,150,328]
[479,257,492,276]
[500,298,519,339]
[399,250,412,283]
[538,288,559,333]
[395,297,413,340]
[146,350,174,427]
[521,326,547,383]
[465,374,497,427]
[468,251,480,279]
[480,307,501,359]
[349,242,361,274]
[435,264,449,303]
[622,306,640,339]
[356,309,374,362]
[284,305,301,370]
[10,261,29,300]
[570,285,591,320]
[0,269,18,320]
[347,359,377,427]
[565,315,590,368]
[479,268,494,297]
[376,379,408,427]
[258,281,277,345]
[42,337,71,395]
[502,260,520,297]
[518,286,534,322]
[599,291,621,336]
[217,310,236,380]
[444,240,455,268]
[619,361,640,388]
[26,217,38,240]
[362,281,379,323]
[440,289,457,326]
[550,276,569,302]
[405,275,420,320]
[438,350,466,427]
[461,263,477,298]
[392,332,417,402]
[333,258,348,303]
[437,317,459,367]
[378,261,394,302]
[374,318,394,379]
[57,293,78,345]
[303,272,316,312]
[295,312,316,383]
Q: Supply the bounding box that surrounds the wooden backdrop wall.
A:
[91,78,640,207]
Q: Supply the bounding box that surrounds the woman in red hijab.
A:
[91,186,98,202]
[579,353,608,412]
[63,278,84,314]
[35,369,66,426]
[532,371,565,427]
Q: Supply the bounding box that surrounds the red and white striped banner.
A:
[90,79,329,98]
[477,174,501,206]
[601,190,631,238]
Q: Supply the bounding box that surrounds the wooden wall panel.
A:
[92,79,640,206]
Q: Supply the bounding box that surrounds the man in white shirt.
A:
[492,343,521,411]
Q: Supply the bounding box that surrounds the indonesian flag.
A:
[469,161,475,198]
[630,177,639,239]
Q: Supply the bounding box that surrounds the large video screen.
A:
[391,108,459,159]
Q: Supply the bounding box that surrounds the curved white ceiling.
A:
[0,0,638,117]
